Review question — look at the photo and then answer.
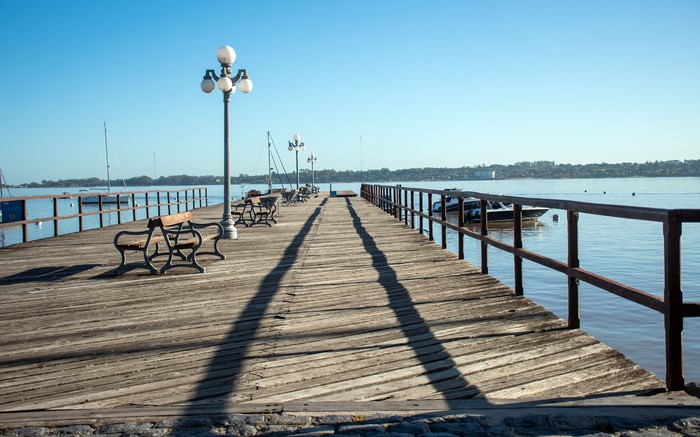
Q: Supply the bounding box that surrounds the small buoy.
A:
[603,191,606,194]
[632,192,636,196]
[70,203,74,207]
[552,214,559,221]
[584,190,587,193]
[35,221,42,227]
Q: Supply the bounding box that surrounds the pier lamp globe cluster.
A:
[288,134,306,189]
[307,152,318,191]
[200,45,253,239]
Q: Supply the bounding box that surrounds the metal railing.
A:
[0,188,209,245]
[361,183,700,391]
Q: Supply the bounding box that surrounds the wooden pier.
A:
[0,194,689,423]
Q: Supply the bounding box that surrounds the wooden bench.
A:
[249,197,273,227]
[257,194,282,224]
[231,200,252,227]
[113,211,225,274]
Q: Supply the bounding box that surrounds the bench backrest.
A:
[148,211,193,229]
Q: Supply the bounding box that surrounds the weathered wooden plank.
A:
[0,195,666,417]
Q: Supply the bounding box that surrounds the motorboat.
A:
[431,189,481,212]
[464,201,549,223]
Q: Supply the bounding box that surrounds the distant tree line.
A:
[11,159,700,188]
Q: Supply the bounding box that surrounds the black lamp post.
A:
[288,134,306,189]
[200,45,253,239]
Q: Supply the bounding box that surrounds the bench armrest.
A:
[188,221,225,237]
[114,228,152,244]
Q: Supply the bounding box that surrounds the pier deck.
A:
[0,194,685,423]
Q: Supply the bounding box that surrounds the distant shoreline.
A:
[5,159,700,188]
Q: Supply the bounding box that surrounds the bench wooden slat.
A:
[149,211,193,228]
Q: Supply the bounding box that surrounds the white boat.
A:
[82,123,128,205]
[80,189,127,205]
[431,188,479,212]
[464,201,549,223]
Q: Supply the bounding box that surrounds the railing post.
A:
[567,210,580,329]
[428,193,434,242]
[514,204,523,295]
[145,192,150,219]
[132,193,137,221]
[21,199,28,243]
[441,195,447,250]
[185,190,189,212]
[480,199,488,274]
[663,219,684,391]
[410,190,415,230]
[395,186,401,219]
[458,195,464,260]
[53,197,59,237]
[419,192,424,235]
[403,189,408,225]
[167,192,171,215]
[99,197,104,228]
[177,192,181,213]
[78,197,84,232]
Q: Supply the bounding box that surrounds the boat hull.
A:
[465,206,549,223]
[82,195,128,204]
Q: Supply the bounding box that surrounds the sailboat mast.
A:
[104,122,111,192]
[267,131,272,194]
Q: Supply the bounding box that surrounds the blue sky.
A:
[1,0,699,185]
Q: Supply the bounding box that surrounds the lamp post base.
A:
[220,217,238,240]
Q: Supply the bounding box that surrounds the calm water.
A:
[2,178,699,383]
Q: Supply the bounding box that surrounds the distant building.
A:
[473,170,496,180]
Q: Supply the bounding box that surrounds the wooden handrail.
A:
[0,188,209,244]
[361,183,699,391]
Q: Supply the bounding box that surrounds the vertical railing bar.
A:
[441,195,447,250]
[428,193,434,242]
[664,218,684,391]
[458,195,464,260]
[480,199,488,274]
[53,197,59,237]
[22,199,28,243]
[567,210,580,329]
[132,193,137,221]
[419,191,424,235]
[410,190,415,230]
[514,204,523,295]
[404,189,408,225]
[99,197,104,228]
[78,197,84,232]
[145,191,150,219]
